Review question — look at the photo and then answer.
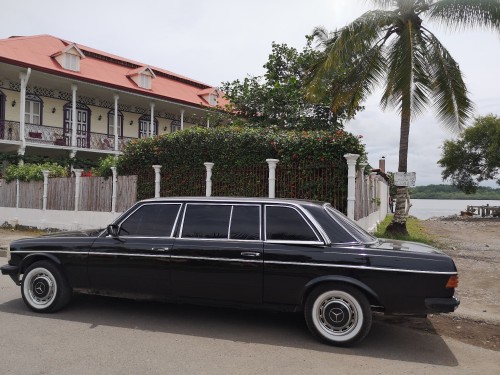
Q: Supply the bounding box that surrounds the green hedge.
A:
[118,126,365,172]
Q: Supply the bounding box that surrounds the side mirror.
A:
[107,224,119,237]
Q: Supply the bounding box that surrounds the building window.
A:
[138,115,158,138]
[107,110,123,138]
[209,94,218,106]
[139,74,151,89]
[64,53,80,71]
[25,94,43,125]
[171,120,181,133]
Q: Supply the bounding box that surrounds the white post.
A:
[15,179,20,209]
[73,169,83,212]
[370,172,378,213]
[150,102,155,137]
[266,159,279,198]
[71,84,78,147]
[111,166,117,213]
[180,109,185,131]
[359,162,367,219]
[152,165,162,198]
[113,94,119,151]
[42,170,50,211]
[344,154,360,220]
[207,117,210,128]
[204,162,214,197]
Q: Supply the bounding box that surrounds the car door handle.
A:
[241,252,260,257]
[152,247,170,252]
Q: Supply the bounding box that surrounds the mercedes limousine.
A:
[1,197,459,346]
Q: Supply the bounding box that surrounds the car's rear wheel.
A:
[21,260,72,313]
[304,284,372,346]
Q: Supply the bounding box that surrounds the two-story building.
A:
[0,34,223,162]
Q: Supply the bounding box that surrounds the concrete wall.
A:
[0,207,121,231]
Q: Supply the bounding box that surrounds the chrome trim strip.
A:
[170,255,261,264]
[10,251,457,274]
[265,260,457,275]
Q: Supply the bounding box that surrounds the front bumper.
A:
[425,296,460,313]
[0,264,20,285]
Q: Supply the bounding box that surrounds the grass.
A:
[374,215,437,246]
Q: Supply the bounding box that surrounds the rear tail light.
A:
[446,275,459,289]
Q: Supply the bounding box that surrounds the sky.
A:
[2,0,499,187]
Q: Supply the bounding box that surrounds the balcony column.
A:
[150,102,155,138]
[71,84,78,148]
[19,68,31,150]
[113,94,119,151]
[180,109,184,131]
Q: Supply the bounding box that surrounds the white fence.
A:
[0,154,389,231]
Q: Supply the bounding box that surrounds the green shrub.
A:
[4,163,68,182]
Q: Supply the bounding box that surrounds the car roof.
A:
[139,196,326,208]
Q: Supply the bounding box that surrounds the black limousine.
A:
[1,197,459,346]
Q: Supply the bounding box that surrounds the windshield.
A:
[324,204,377,244]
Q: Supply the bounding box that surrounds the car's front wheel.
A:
[304,283,372,346]
[21,260,72,313]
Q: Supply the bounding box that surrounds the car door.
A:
[170,203,263,304]
[88,202,182,298]
[263,204,327,305]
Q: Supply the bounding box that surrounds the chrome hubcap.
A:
[318,296,357,336]
[27,271,56,306]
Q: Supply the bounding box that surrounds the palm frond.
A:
[428,0,500,31]
[381,21,432,118]
[423,30,475,131]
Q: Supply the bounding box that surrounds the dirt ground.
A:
[1,218,499,351]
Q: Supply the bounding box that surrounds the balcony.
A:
[0,120,134,152]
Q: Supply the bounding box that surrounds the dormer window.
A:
[127,66,156,90]
[51,43,85,72]
[139,74,151,89]
[208,93,218,106]
[65,53,80,71]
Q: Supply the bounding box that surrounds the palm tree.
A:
[307,0,500,235]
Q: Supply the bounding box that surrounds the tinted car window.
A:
[266,206,319,242]
[325,205,377,243]
[182,204,231,238]
[119,203,181,236]
[304,205,356,243]
[230,205,260,240]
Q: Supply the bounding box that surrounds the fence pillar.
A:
[266,159,279,198]
[344,154,359,220]
[42,170,49,211]
[15,179,20,209]
[111,167,117,213]
[73,169,83,212]
[204,162,214,197]
[152,165,162,198]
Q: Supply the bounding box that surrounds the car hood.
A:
[368,239,445,255]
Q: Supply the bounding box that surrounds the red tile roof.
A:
[0,34,228,109]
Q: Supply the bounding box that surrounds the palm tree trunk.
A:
[386,103,411,236]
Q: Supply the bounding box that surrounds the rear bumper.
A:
[1,264,20,285]
[425,296,460,313]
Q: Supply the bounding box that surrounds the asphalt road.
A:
[0,257,499,375]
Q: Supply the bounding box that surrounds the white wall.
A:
[0,207,121,231]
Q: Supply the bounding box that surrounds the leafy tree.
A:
[439,114,500,193]
[220,37,361,130]
[307,0,500,235]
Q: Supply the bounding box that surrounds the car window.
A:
[182,204,231,239]
[304,205,357,243]
[266,205,319,242]
[119,203,181,237]
[229,205,260,240]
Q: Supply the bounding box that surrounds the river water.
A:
[409,199,500,220]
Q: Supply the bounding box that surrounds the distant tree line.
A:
[410,185,500,200]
